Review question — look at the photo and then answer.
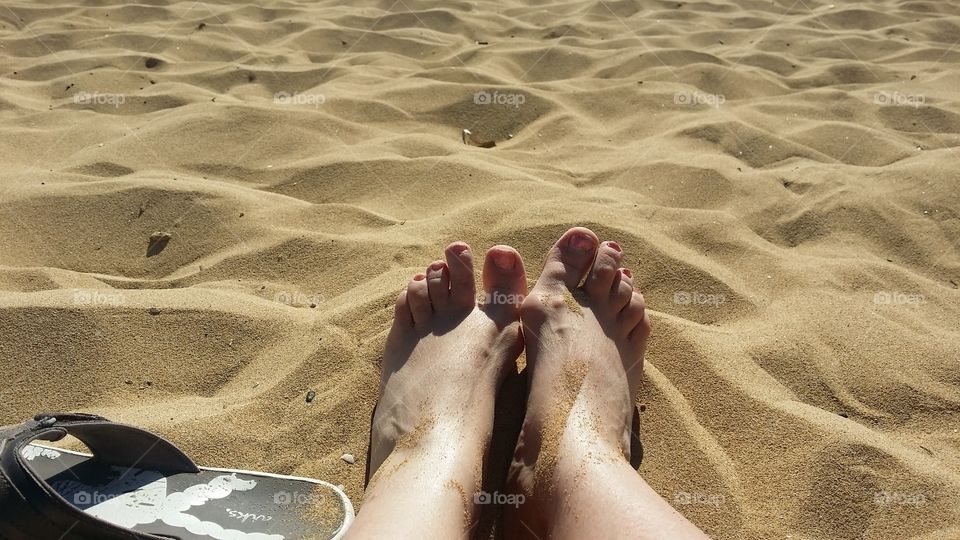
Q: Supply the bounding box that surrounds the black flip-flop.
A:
[0,413,353,540]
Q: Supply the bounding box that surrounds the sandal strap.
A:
[23,413,199,472]
[0,412,199,539]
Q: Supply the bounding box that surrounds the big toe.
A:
[482,246,527,318]
[535,227,599,291]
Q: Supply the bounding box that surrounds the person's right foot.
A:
[504,227,651,536]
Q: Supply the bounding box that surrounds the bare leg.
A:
[503,227,709,539]
[346,242,527,539]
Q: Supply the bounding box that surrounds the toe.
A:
[536,227,599,291]
[617,291,647,337]
[610,269,634,312]
[445,242,476,311]
[584,241,624,300]
[393,290,413,328]
[482,246,527,313]
[406,274,432,328]
[629,312,652,344]
[425,260,450,312]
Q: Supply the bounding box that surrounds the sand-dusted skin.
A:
[349,228,707,538]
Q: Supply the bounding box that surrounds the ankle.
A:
[505,416,628,537]
[510,405,629,498]
[373,417,488,479]
[356,425,489,539]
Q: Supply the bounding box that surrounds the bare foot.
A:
[504,227,653,537]
[349,242,527,538]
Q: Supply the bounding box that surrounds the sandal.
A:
[0,413,353,540]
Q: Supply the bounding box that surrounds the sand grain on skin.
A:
[533,360,588,497]
[447,478,472,531]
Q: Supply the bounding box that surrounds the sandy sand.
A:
[2,0,960,538]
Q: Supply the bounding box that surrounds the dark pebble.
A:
[306,390,316,403]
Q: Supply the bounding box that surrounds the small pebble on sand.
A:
[341,453,355,464]
[461,128,496,148]
[147,231,172,257]
[306,390,316,403]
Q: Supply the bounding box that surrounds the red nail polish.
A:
[621,268,632,278]
[448,243,470,256]
[608,241,622,252]
[413,274,425,281]
[493,251,516,270]
[569,233,595,252]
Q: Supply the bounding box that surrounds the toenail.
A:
[621,268,632,278]
[413,274,425,281]
[429,261,445,271]
[492,251,516,270]
[568,233,595,253]
[607,241,622,252]
[449,243,469,255]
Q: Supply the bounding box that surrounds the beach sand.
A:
[1,0,959,538]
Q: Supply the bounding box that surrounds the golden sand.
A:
[562,289,585,317]
[1,1,959,538]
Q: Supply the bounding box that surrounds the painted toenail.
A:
[449,243,469,255]
[429,261,445,271]
[569,233,595,253]
[621,268,632,278]
[414,274,425,281]
[493,251,516,270]
[608,241,622,252]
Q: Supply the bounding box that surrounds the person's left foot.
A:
[366,241,527,514]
